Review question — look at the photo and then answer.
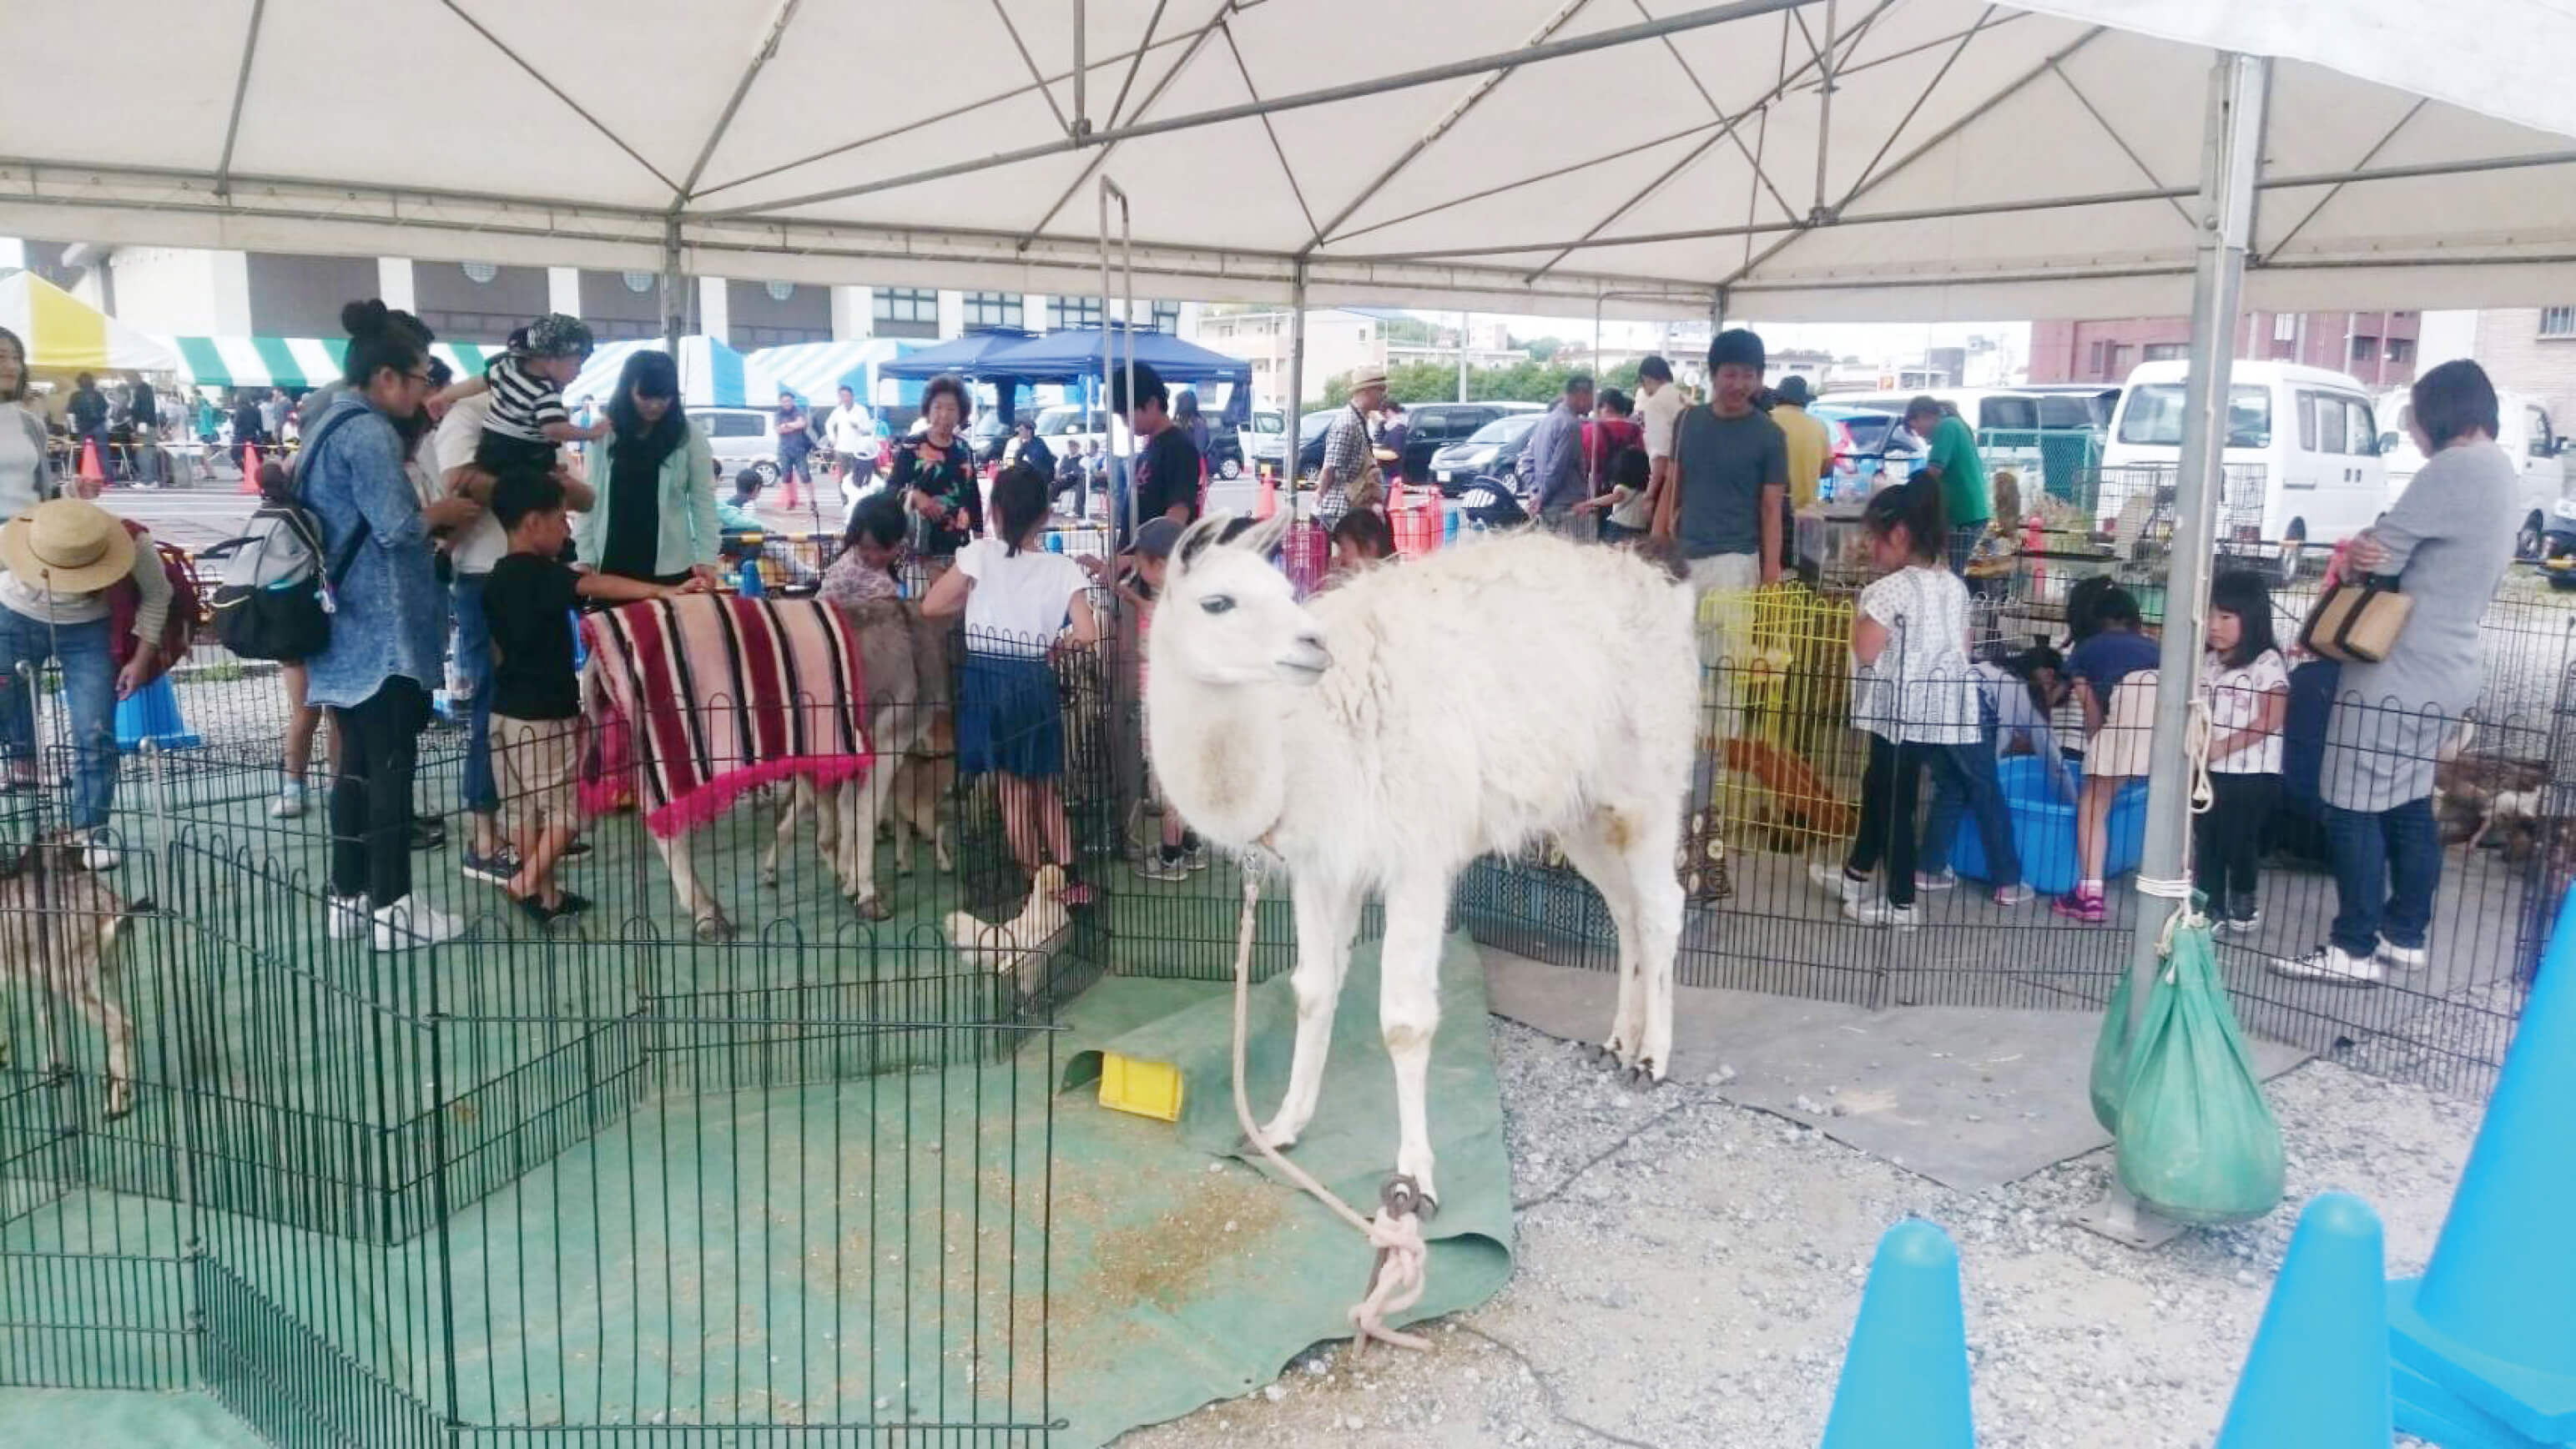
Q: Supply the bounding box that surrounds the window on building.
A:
[2385,338,2413,364]
[873,288,936,325]
[2352,336,2379,367]
[2086,340,2108,378]
[964,291,1016,329]
[1056,294,1103,330]
[2273,313,2297,343]
[2105,344,2131,378]
[2141,343,2186,363]
[2540,307,2576,339]
[1150,300,1181,332]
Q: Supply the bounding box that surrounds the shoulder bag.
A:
[2299,572,2411,664]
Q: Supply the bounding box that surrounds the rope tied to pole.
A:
[2135,692,2216,943]
[1228,867,1433,1359]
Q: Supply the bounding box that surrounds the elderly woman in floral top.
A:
[893,374,983,576]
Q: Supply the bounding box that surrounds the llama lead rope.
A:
[1228,868,1433,1359]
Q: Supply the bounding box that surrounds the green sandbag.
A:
[2112,919,2286,1225]
[2088,970,2135,1135]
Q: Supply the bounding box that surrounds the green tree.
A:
[1525,337,1565,363]
[1319,358,1642,407]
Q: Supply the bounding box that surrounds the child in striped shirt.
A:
[466,314,607,476]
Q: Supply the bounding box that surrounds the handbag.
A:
[2300,572,2412,663]
[1340,405,1385,511]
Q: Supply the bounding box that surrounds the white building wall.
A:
[697,276,729,344]
[830,284,873,341]
[106,247,253,335]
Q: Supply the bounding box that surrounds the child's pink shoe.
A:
[2050,888,2106,924]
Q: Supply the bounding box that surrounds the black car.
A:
[1391,402,1542,483]
[966,411,1011,465]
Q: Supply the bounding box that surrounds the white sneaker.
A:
[327,893,371,940]
[1843,896,1919,930]
[270,782,308,819]
[371,895,465,951]
[75,832,120,871]
[2376,938,2429,972]
[2269,944,2382,987]
[1809,861,1865,903]
[1993,883,2034,907]
[1914,869,1957,892]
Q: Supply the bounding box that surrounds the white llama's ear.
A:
[1174,511,1285,572]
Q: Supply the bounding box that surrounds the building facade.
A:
[2029,310,2421,389]
[2441,307,2576,432]
[1189,308,1520,405]
[13,239,1190,353]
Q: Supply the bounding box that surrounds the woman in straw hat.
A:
[0,495,171,869]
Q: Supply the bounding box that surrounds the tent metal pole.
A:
[660,216,686,351]
[710,0,1813,217]
[1458,311,1469,404]
[1287,267,1308,521]
[1072,0,1087,136]
[2123,53,2268,1040]
[1100,175,1133,563]
[1812,0,1837,218]
[214,0,269,199]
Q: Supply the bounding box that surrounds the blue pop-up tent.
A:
[895,324,1253,425]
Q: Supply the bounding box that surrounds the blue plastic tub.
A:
[1949,755,2148,896]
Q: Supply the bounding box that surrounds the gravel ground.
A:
[1121,1015,2483,1449]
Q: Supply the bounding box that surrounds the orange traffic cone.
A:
[1257,465,1278,521]
[78,437,108,488]
[238,443,262,496]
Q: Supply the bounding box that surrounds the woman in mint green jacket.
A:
[572,350,722,586]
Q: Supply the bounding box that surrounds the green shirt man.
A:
[1906,397,1989,531]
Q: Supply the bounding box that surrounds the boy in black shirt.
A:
[1111,361,1201,545]
[484,469,703,923]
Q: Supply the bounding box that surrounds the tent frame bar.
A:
[214,0,268,199]
[706,0,1815,217]
[1336,145,2576,264]
[678,0,806,200]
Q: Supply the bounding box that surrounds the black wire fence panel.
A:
[3,616,1108,1442]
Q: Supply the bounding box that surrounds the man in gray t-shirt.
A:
[1653,327,1785,593]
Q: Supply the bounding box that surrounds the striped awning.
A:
[745,340,912,406]
[569,336,752,410]
[167,337,502,389]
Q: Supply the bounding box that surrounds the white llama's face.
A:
[1162,516,1330,687]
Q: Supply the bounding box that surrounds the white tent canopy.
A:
[5,2,2575,321]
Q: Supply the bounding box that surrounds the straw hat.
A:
[1348,370,1389,396]
[0,499,136,594]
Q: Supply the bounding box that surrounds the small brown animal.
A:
[0,838,148,1119]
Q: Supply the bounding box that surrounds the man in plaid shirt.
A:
[1317,370,1387,526]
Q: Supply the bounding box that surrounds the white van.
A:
[2377,387,2566,556]
[2101,360,2387,579]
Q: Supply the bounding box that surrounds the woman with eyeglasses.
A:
[300,300,487,952]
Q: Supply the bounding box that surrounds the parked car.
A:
[699,405,784,486]
[966,410,1011,465]
[1394,401,1543,483]
[2102,360,2388,581]
[2379,386,2566,557]
[1810,403,1908,496]
[1033,404,1110,463]
[1295,408,1338,477]
[1237,408,1289,474]
[1202,413,1248,479]
[1427,412,1546,494]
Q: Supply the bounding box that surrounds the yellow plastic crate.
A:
[1098,1053,1184,1123]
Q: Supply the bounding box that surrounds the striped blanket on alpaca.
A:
[578,594,872,838]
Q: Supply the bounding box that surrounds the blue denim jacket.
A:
[302,394,445,709]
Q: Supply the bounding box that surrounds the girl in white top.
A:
[925,461,1102,904]
[0,327,51,523]
[1814,480,1981,928]
[2195,570,2290,931]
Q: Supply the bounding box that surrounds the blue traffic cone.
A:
[114,673,200,752]
[2215,1192,2392,1447]
[2389,887,2576,1443]
[1819,1220,1974,1449]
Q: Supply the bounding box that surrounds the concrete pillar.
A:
[546,266,581,317]
[936,289,965,339]
[697,275,728,345]
[208,251,253,335]
[376,258,416,314]
[830,284,874,341]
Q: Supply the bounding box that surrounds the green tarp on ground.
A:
[1052,930,1515,1443]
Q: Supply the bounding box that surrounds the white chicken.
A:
[945,865,1070,993]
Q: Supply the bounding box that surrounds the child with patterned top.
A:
[1812,479,1983,928]
[821,494,908,612]
[444,314,608,477]
[2194,570,2289,933]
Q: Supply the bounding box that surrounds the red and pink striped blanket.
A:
[578,594,872,838]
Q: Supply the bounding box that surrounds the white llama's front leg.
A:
[1257,873,1363,1152]
[1554,816,1645,1070]
[762,780,808,887]
[836,769,895,919]
[1379,871,1449,1205]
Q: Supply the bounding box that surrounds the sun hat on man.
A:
[0,498,136,593]
[1348,370,1389,398]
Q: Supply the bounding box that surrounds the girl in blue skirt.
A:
[924,463,1102,904]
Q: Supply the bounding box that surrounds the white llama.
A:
[1147,515,1699,1202]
